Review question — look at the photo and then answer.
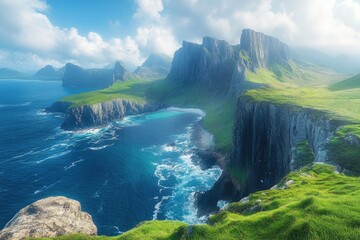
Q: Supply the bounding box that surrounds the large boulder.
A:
[0,196,97,240]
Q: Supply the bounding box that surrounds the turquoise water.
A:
[0,80,221,235]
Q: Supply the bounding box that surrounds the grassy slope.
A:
[32,164,360,240]
[60,78,154,107]
[246,61,347,88]
[245,87,360,123]
[330,73,360,91]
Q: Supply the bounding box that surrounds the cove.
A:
[0,80,221,235]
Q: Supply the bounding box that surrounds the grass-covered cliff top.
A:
[245,87,360,124]
[60,79,153,107]
[246,61,347,88]
[31,163,360,240]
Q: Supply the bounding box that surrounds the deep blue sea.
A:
[0,79,221,235]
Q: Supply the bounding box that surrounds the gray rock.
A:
[61,99,163,130]
[229,96,344,197]
[167,29,291,97]
[0,196,97,240]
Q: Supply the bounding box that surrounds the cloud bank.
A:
[1,0,360,71]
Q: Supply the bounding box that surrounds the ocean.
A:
[0,79,221,235]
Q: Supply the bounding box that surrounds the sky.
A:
[1,0,360,72]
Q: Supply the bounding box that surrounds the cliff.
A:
[196,95,348,213]
[230,97,342,195]
[62,61,133,89]
[134,54,172,79]
[49,99,163,130]
[167,29,291,95]
[0,196,97,240]
[240,29,292,69]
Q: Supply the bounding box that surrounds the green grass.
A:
[60,79,155,107]
[246,61,347,88]
[147,80,236,153]
[245,87,360,123]
[32,164,360,240]
[327,125,360,174]
[330,73,360,91]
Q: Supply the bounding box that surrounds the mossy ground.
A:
[32,164,360,240]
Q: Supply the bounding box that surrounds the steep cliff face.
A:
[240,29,292,69]
[60,99,163,130]
[197,96,344,214]
[230,97,343,195]
[167,29,291,95]
[0,196,97,240]
[167,37,238,93]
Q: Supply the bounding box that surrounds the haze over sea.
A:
[0,79,221,235]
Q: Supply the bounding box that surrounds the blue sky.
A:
[47,0,136,39]
[1,0,360,71]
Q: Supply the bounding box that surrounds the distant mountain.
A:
[293,47,360,74]
[62,61,134,89]
[34,65,64,80]
[134,54,172,79]
[0,68,23,78]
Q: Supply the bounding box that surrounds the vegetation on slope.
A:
[329,73,360,91]
[60,78,154,107]
[246,61,347,88]
[327,125,360,174]
[32,164,360,240]
[245,87,360,123]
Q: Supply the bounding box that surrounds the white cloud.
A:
[2,0,360,71]
[134,0,164,21]
[0,0,144,71]
[135,26,179,57]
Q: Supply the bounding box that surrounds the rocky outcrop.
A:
[240,29,292,69]
[167,37,238,94]
[134,54,172,79]
[0,196,97,240]
[167,29,291,96]
[59,99,163,130]
[62,61,133,89]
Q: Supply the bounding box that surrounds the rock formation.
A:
[196,95,345,214]
[0,196,97,240]
[167,29,291,95]
[48,99,163,130]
